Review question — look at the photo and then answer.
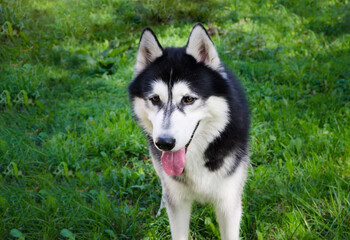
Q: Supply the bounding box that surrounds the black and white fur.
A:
[128,24,250,240]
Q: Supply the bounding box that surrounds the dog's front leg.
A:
[215,196,242,240]
[165,199,192,240]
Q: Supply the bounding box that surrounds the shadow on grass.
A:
[280,0,350,37]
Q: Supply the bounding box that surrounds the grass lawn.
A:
[1,0,349,239]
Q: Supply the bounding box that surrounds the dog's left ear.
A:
[186,24,221,71]
[135,28,163,75]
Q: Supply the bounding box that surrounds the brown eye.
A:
[150,95,160,104]
[182,96,196,104]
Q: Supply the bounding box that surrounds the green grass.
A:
[1,0,349,239]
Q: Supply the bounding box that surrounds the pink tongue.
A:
[161,147,186,176]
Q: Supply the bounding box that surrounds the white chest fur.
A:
[156,142,248,206]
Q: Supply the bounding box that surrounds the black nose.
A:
[155,136,176,151]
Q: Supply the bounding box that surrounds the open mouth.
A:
[185,121,200,152]
[160,121,200,176]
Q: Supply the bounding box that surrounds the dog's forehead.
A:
[172,82,194,96]
[152,47,195,78]
[150,80,195,97]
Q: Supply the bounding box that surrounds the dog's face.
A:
[129,25,230,175]
[137,80,205,151]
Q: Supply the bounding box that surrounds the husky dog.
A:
[128,24,250,240]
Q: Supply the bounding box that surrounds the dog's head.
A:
[128,24,230,175]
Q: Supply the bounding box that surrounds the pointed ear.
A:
[186,24,221,71]
[135,28,163,75]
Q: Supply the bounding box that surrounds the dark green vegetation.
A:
[1,0,349,239]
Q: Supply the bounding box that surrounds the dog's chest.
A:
[169,153,230,202]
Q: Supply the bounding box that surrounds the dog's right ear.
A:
[135,28,163,75]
